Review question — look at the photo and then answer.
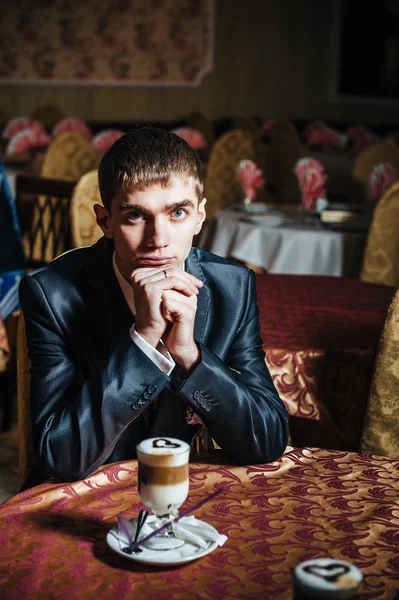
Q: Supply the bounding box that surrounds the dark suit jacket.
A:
[19,237,288,483]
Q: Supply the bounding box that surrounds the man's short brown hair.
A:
[98,127,204,211]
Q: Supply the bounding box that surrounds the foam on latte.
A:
[137,437,190,467]
[136,438,190,515]
[293,558,363,599]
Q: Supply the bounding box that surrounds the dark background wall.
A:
[0,0,398,125]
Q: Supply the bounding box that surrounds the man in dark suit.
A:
[19,128,288,485]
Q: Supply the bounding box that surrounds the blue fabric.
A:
[0,269,25,319]
[0,161,26,273]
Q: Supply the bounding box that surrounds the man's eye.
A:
[127,212,143,221]
[172,209,186,219]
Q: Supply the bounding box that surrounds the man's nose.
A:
[146,217,170,247]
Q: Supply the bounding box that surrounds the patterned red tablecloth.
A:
[255,275,396,450]
[0,448,398,599]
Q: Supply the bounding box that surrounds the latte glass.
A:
[136,437,190,549]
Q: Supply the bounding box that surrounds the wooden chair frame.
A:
[15,175,76,268]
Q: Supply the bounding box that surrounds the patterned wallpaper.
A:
[0,0,214,86]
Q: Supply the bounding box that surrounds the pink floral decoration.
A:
[368,163,399,200]
[236,159,265,201]
[52,117,92,138]
[92,129,125,152]
[6,128,51,155]
[171,127,207,149]
[345,125,379,154]
[294,158,327,212]
[304,121,347,149]
[3,117,45,139]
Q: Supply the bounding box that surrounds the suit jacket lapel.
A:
[185,249,210,343]
[81,237,134,341]
[80,237,153,428]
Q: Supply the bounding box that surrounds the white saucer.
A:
[243,213,287,227]
[232,202,276,214]
[106,516,219,566]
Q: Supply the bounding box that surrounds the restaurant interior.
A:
[0,0,399,598]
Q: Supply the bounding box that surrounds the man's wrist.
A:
[174,343,200,372]
[134,327,161,349]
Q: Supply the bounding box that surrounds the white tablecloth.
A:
[197,208,367,277]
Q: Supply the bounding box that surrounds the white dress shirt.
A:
[112,253,175,376]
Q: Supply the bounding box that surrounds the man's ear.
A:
[93,204,113,238]
[194,198,207,235]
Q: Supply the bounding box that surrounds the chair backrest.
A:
[360,182,399,287]
[70,170,103,248]
[204,129,257,220]
[15,174,76,267]
[360,289,399,457]
[31,104,65,131]
[16,312,33,482]
[41,131,97,181]
[265,119,303,204]
[353,143,399,204]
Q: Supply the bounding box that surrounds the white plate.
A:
[243,213,287,227]
[106,516,219,566]
[232,202,276,214]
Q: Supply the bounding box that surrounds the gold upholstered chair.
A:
[70,170,103,248]
[360,289,399,457]
[360,182,399,287]
[204,129,257,220]
[16,312,33,483]
[265,119,303,205]
[352,143,399,205]
[41,131,97,181]
[29,133,97,262]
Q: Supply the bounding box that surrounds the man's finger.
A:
[139,276,199,297]
[132,267,202,288]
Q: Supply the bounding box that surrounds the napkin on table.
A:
[236,159,264,204]
[293,157,327,212]
[304,120,347,149]
[368,163,399,201]
[171,127,207,149]
[124,515,227,551]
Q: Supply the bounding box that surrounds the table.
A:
[0,448,398,599]
[255,274,396,451]
[198,208,367,277]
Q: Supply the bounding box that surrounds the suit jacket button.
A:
[143,391,152,399]
[131,402,141,410]
[147,385,157,394]
[193,390,202,401]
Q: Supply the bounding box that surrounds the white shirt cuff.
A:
[130,325,175,376]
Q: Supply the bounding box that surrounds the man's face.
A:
[95,177,206,280]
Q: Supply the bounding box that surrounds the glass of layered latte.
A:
[136,437,190,550]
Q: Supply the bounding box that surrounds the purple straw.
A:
[117,487,223,552]
[117,513,133,545]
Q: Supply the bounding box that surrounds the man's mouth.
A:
[137,257,173,266]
